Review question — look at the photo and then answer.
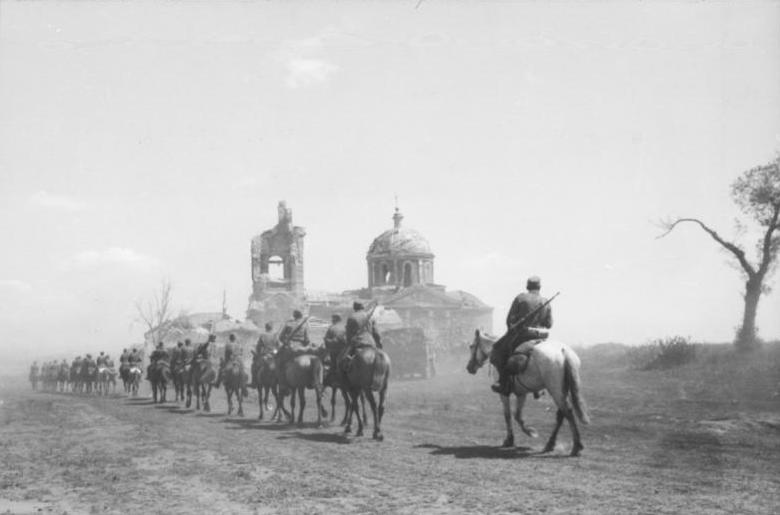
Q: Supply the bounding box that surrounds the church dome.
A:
[367,208,433,257]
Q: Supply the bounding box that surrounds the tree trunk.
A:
[737,277,762,351]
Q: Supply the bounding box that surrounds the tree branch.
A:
[657,217,757,277]
[758,202,780,276]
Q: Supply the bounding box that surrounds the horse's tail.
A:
[371,350,390,391]
[563,350,590,425]
[311,357,324,391]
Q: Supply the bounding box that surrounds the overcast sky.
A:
[1,1,779,366]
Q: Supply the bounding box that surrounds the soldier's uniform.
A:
[217,335,247,395]
[340,303,382,371]
[324,318,347,360]
[182,341,195,364]
[128,350,142,366]
[491,276,553,396]
[170,343,185,369]
[96,353,108,369]
[147,344,169,379]
[255,330,278,357]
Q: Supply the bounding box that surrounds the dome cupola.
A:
[367,207,434,289]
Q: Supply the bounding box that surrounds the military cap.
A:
[526,276,541,290]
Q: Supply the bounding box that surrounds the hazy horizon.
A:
[1,1,779,370]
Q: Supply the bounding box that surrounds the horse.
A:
[98,366,117,396]
[343,346,391,441]
[119,363,131,393]
[188,351,216,412]
[149,360,172,403]
[251,350,287,422]
[324,363,366,427]
[221,358,249,417]
[57,362,70,393]
[466,330,590,456]
[278,353,327,428]
[171,361,190,403]
[80,361,98,394]
[127,363,142,396]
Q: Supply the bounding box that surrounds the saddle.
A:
[505,339,545,375]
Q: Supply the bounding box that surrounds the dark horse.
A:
[149,359,172,403]
[171,361,189,403]
[222,358,248,417]
[278,353,327,428]
[80,360,98,394]
[251,350,287,422]
[187,345,216,412]
[343,346,391,441]
[466,330,590,456]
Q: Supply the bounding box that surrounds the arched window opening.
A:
[268,255,285,280]
[382,263,391,284]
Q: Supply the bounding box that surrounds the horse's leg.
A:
[361,392,368,427]
[352,389,364,437]
[315,386,324,428]
[257,386,264,420]
[204,384,211,412]
[565,408,583,457]
[340,388,351,426]
[366,390,382,441]
[297,387,305,427]
[378,380,387,427]
[543,409,566,453]
[227,386,233,415]
[514,393,538,438]
[500,394,514,448]
[289,389,297,425]
[237,385,244,417]
[330,386,337,423]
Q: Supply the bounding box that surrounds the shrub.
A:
[630,336,698,370]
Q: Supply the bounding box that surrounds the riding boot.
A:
[490,370,511,395]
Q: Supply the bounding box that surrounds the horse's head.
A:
[466,329,493,375]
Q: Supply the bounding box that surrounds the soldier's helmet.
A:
[177,341,183,347]
[526,276,541,290]
[208,334,216,342]
[292,310,303,319]
[229,333,236,342]
[353,301,364,311]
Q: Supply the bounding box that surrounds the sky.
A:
[1,1,779,367]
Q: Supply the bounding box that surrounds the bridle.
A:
[467,331,491,372]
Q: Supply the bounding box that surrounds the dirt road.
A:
[1,352,779,514]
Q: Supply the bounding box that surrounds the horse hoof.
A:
[570,443,584,457]
[356,430,364,437]
[542,443,555,454]
[501,438,514,448]
[344,426,352,434]
[238,411,244,417]
[373,432,384,442]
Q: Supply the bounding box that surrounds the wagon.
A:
[380,327,435,380]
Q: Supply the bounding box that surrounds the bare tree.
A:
[135,279,175,345]
[658,157,780,351]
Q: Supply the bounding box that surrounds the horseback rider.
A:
[128,348,142,366]
[171,341,185,369]
[276,310,311,388]
[251,323,278,388]
[96,352,108,368]
[147,342,169,380]
[216,333,248,396]
[182,339,195,364]
[340,301,382,371]
[491,275,553,396]
[323,314,347,366]
[119,349,130,366]
[29,361,39,389]
[255,323,278,356]
[195,335,215,361]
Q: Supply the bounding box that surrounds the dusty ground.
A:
[1,348,779,514]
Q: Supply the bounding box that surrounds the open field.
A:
[1,345,779,514]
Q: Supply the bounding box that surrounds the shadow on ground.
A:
[415,443,541,460]
[276,431,351,445]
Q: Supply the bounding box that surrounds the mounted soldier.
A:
[276,310,311,388]
[96,352,108,368]
[128,348,143,365]
[170,342,185,369]
[182,339,195,364]
[217,333,248,396]
[491,275,554,396]
[323,314,347,363]
[251,323,278,388]
[340,301,382,371]
[147,342,169,380]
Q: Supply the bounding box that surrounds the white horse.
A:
[466,330,590,456]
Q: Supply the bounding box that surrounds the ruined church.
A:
[246,201,493,354]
